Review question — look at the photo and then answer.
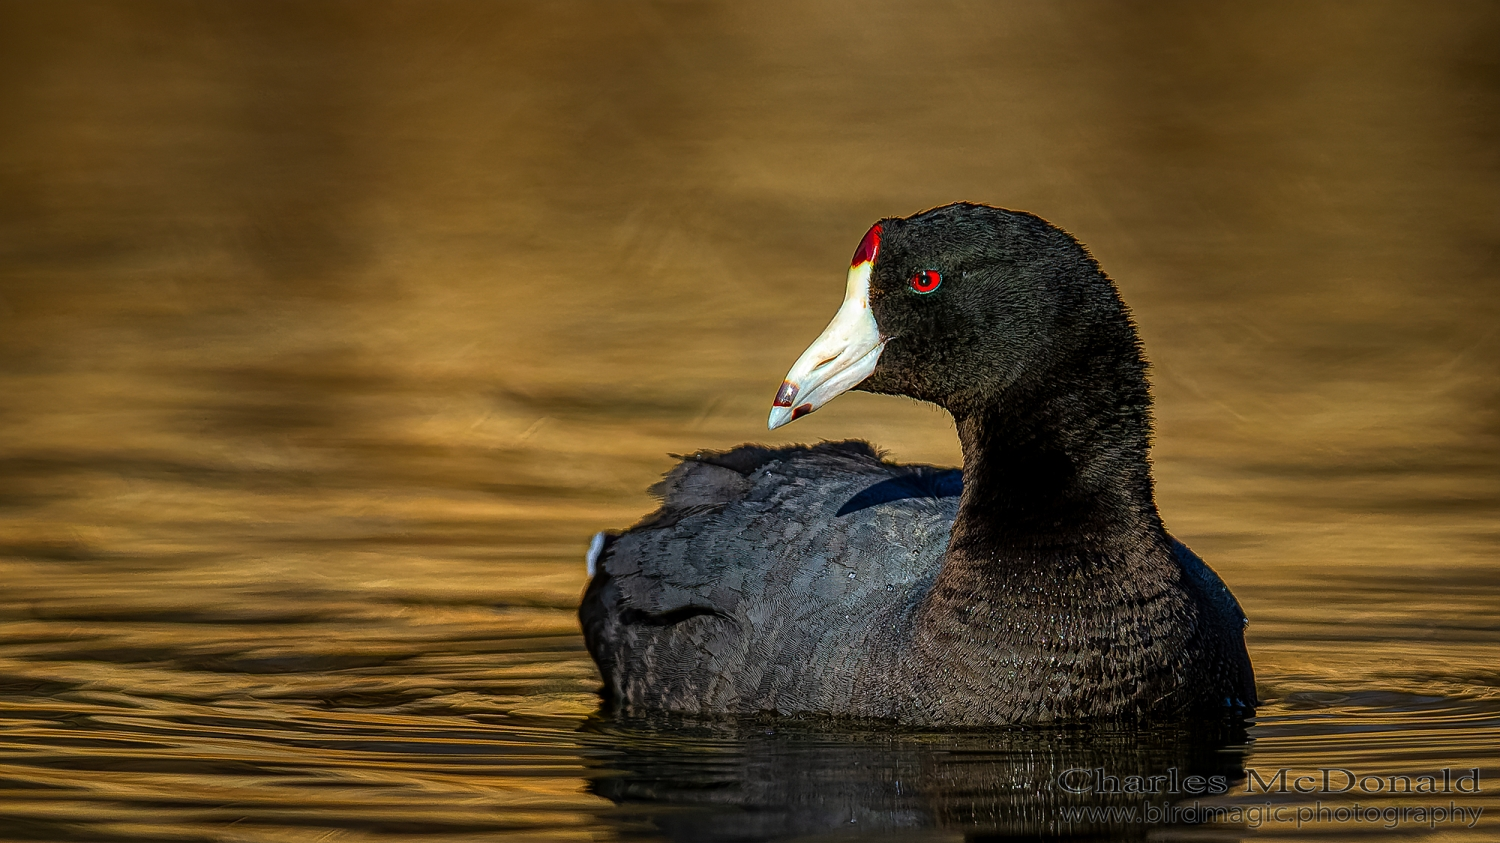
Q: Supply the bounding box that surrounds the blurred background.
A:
[0,1,1497,840]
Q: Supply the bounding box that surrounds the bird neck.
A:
[946,357,1164,563]
[906,361,1194,722]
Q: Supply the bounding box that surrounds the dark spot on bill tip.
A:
[790,403,814,421]
[773,381,799,408]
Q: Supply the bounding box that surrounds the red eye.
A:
[909,269,942,294]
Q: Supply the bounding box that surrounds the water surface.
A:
[1,2,1497,840]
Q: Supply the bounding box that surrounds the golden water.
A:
[1,2,1497,840]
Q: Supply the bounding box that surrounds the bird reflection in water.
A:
[581,714,1250,840]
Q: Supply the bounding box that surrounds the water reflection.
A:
[586,717,1251,841]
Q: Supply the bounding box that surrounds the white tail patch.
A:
[585,531,606,578]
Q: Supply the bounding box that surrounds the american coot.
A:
[579,203,1255,724]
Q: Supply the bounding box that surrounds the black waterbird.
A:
[580,202,1255,725]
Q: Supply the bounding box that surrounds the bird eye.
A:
[909,270,942,294]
